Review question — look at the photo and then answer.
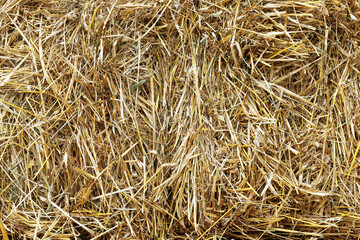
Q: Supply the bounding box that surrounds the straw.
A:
[1,0,360,239]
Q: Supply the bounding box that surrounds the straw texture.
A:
[1,0,360,239]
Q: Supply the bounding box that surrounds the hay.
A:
[1,0,360,239]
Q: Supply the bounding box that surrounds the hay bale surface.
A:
[1,0,360,239]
